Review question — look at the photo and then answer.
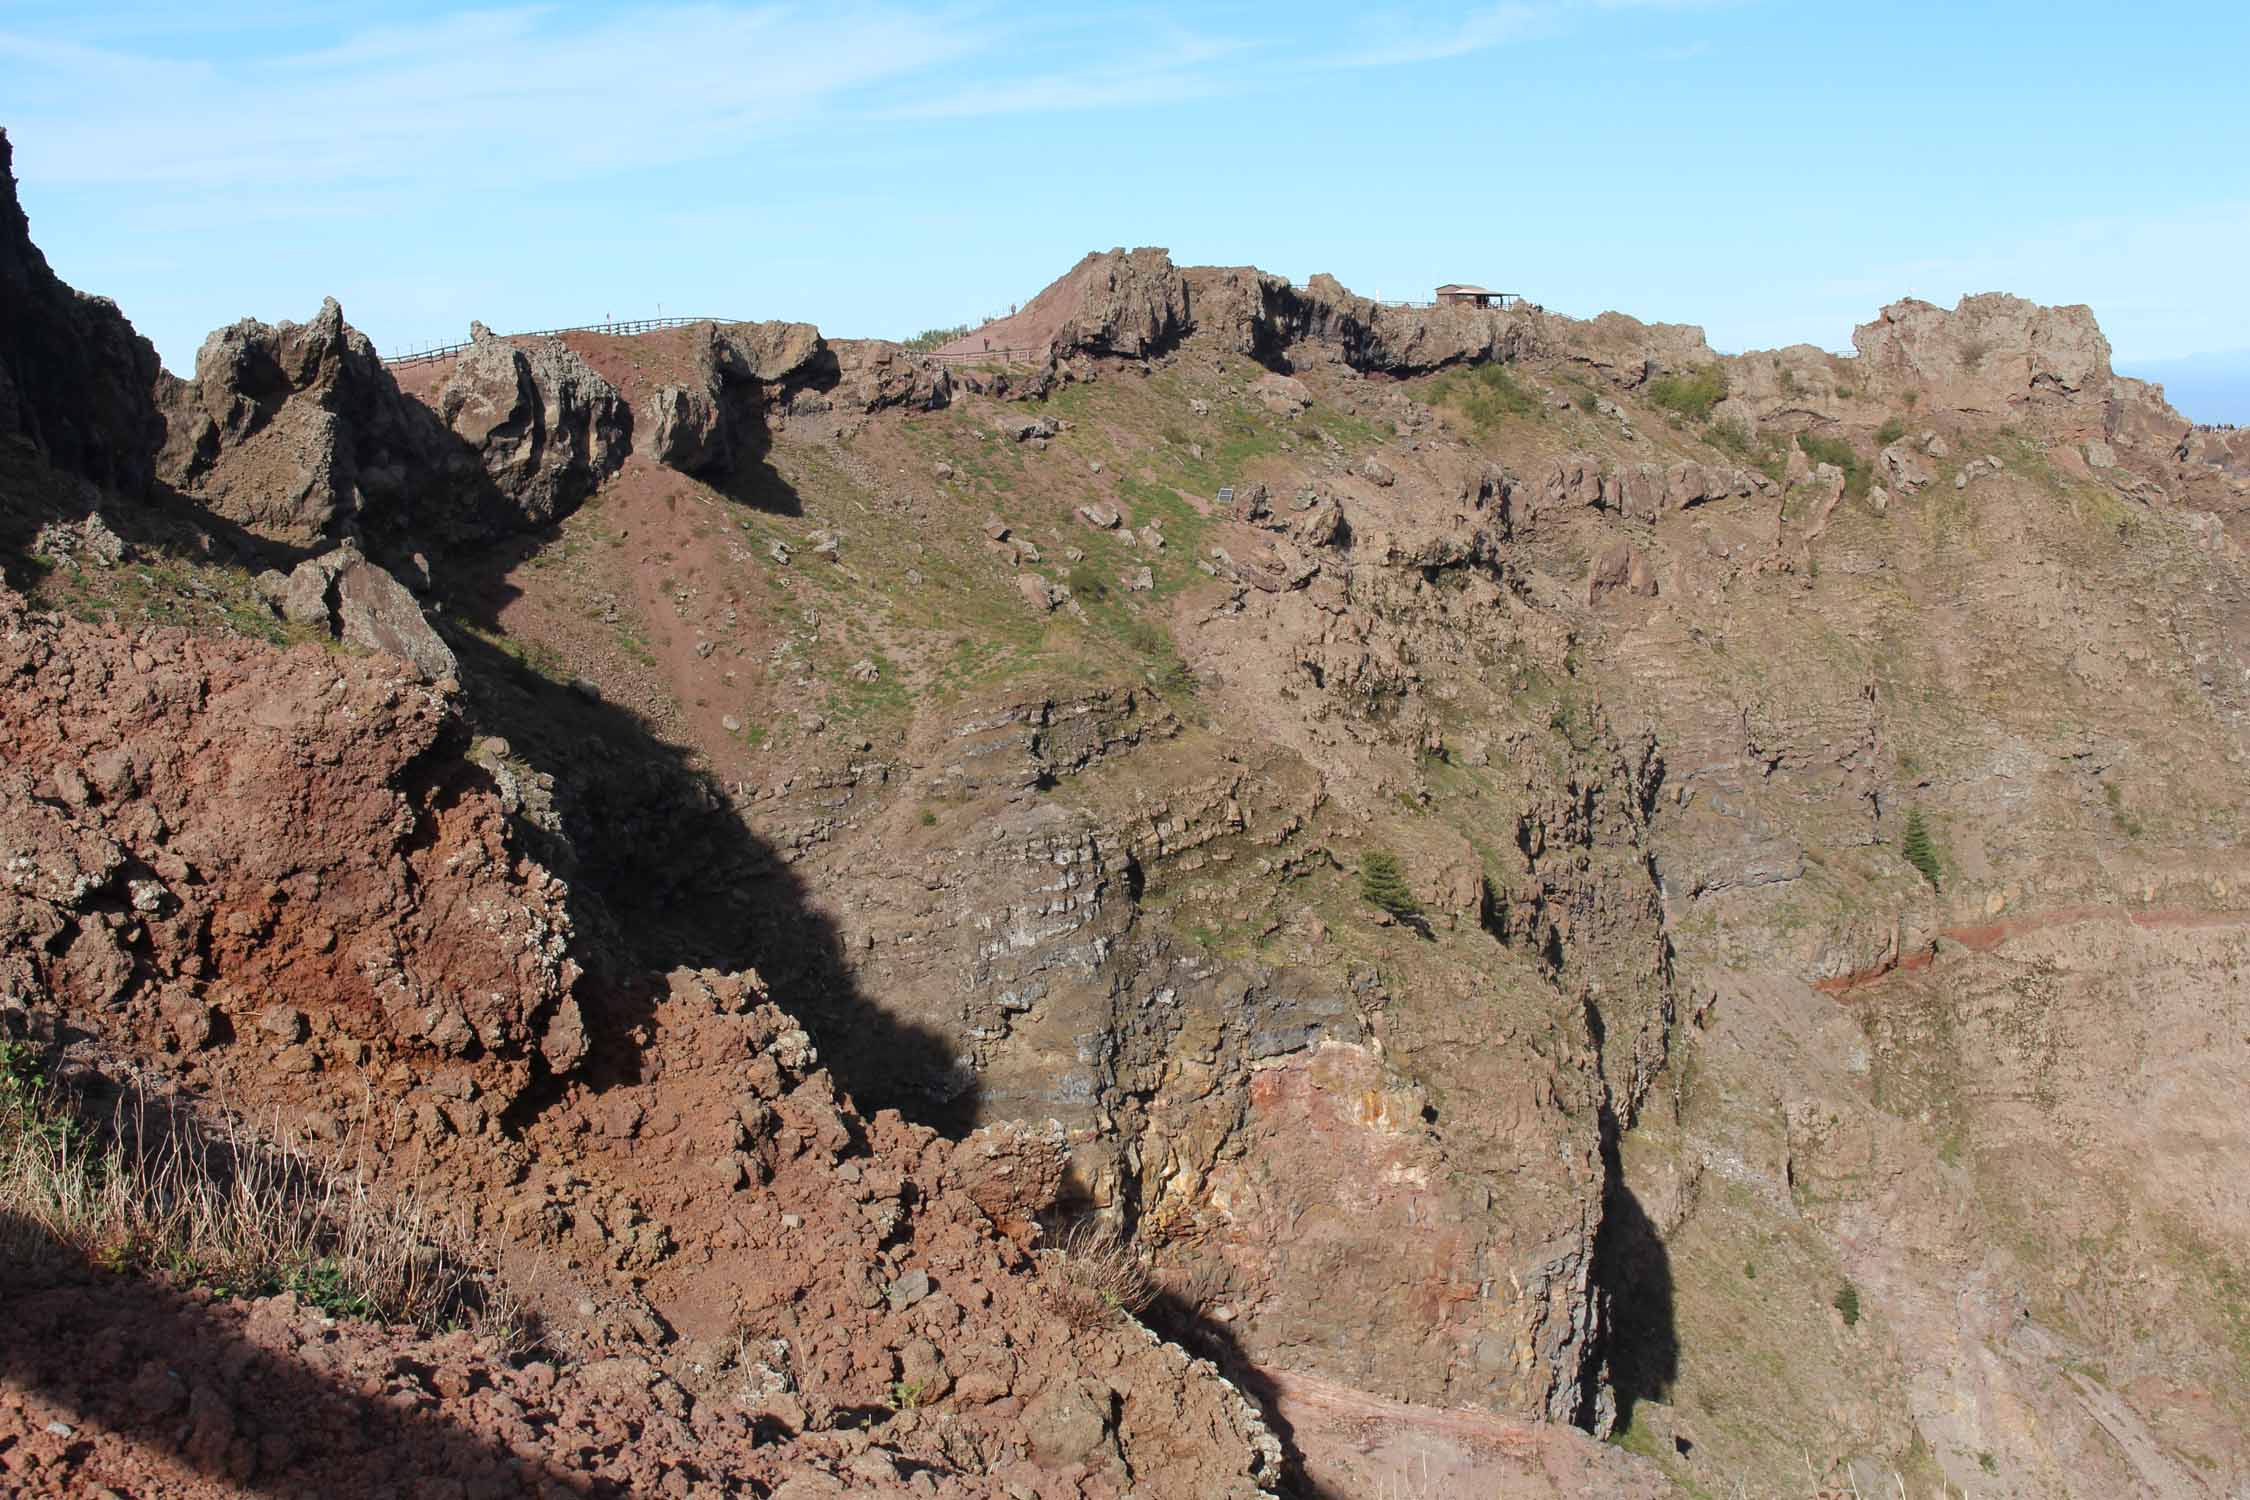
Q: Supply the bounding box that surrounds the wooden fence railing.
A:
[383,320,1045,369]
[381,316,738,367]
[917,346,1041,365]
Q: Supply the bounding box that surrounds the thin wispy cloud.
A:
[1334,4,1550,67]
[3,4,985,195]
[1316,0,1744,70]
[886,17,1262,120]
[2,0,1758,203]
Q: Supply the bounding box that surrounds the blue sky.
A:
[5,1,2247,418]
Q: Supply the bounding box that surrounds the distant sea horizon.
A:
[2118,349,2250,427]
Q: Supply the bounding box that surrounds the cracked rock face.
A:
[276,549,458,682]
[155,297,446,545]
[0,128,164,497]
[436,325,630,529]
[0,586,581,1104]
[1850,292,2115,427]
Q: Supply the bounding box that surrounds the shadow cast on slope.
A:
[1142,1286,1334,1500]
[0,441,324,593]
[0,433,966,1132]
[1588,1157,1678,1432]
[0,1209,599,1499]
[431,487,964,1130]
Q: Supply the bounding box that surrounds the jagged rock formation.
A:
[639,320,953,479]
[935,246,1713,384]
[433,323,630,529]
[156,298,454,545]
[0,128,163,495]
[1851,292,2115,424]
[157,302,652,546]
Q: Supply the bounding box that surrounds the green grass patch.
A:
[33,553,300,646]
[1797,430,1871,501]
[1424,363,1540,434]
[1646,366,1729,421]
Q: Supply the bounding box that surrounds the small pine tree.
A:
[1901,809,1942,889]
[1833,1281,1861,1326]
[1359,850,1421,920]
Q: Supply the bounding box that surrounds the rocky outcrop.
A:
[0,581,1284,1497]
[0,586,581,1106]
[938,247,1711,387]
[1189,266,1544,375]
[1050,247,1192,357]
[275,549,458,682]
[933,247,1190,364]
[434,324,629,527]
[156,300,647,546]
[822,338,955,416]
[1850,293,2114,427]
[716,318,827,385]
[156,298,448,546]
[0,127,163,495]
[641,322,948,477]
[642,377,727,472]
[1520,451,1762,529]
[638,321,816,476]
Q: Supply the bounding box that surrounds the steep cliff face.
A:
[15,118,2250,1495]
[430,309,1694,1446]
[0,581,1287,1498]
[423,254,2250,1496]
[0,128,163,496]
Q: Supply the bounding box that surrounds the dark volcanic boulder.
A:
[714,319,827,384]
[645,380,728,473]
[278,548,457,682]
[0,128,164,495]
[156,297,442,545]
[642,319,946,478]
[436,324,628,526]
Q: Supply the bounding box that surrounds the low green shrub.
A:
[1359,850,1421,920]
[1646,366,1729,421]
[1901,809,1942,888]
[899,323,971,352]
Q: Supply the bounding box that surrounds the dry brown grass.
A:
[0,1044,524,1344]
[1048,1216,1157,1331]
